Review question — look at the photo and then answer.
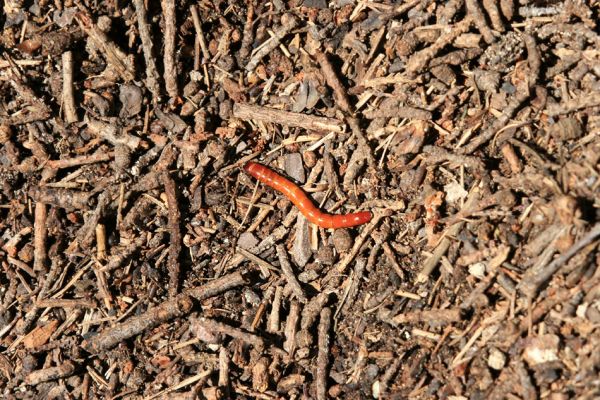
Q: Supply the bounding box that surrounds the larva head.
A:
[243,161,259,174]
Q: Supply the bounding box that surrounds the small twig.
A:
[459,33,540,154]
[233,103,344,133]
[518,223,600,298]
[466,0,495,43]
[25,361,77,385]
[406,17,472,75]
[315,50,352,114]
[276,244,307,303]
[194,317,265,348]
[161,0,178,98]
[416,186,481,283]
[82,295,194,353]
[45,151,114,170]
[388,308,463,326]
[316,307,331,400]
[246,14,297,72]
[33,202,48,272]
[61,51,77,124]
[161,172,182,297]
[133,0,161,101]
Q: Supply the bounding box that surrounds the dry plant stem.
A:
[466,0,495,43]
[218,347,230,394]
[518,223,600,299]
[61,51,77,124]
[390,308,462,326]
[7,71,51,124]
[325,211,389,285]
[33,202,48,272]
[75,13,135,81]
[460,34,540,154]
[25,361,76,385]
[29,187,92,210]
[45,151,114,170]
[284,300,301,356]
[545,92,600,117]
[276,245,307,303]
[185,270,248,300]
[238,1,255,62]
[133,0,161,100]
[233,103,344,133]
[190,5,210,62]
[315,50,352,114]
[198,317,265,348]
[36,298,97,309]
[316,307,331,400]
[268,285,283,333]
[482,0,505,31]
[161,172,182,297]
[344,117,375,188]
[417,187,481,282]
[246,14,298,72]
[82,295,194,353]
[382,242,405,280]
[86,120,141,150]
[301,290,331,330]
[161,0,178,98]
[406,17,472,75]
[363,105,431,120]
[77,189,114,248]
[100,236,146,272]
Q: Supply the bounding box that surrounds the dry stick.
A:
[161,0,178,98]
[87,119,142,150]
[416,186,481,283]
[545,91,600,117]
[25,361,76,385]
[33,202,48,272]
[389,308,463,326]
[238,1,255,62]
[246,14,298,72]
[161,172,182,297]
[316,307,332,400]
[482,0,505,31]
[406,17,472,75]
[100,236,146,272]
[190,5,209,61]
[29,187,93,210]
[276,244,308,303]
[518,223,600,299]
[233,103,344,133]
[267,285,283,333]
[196,317,265,348]
[133,0,161,101]
[185,270,248,301]
[82,295,194,353]
[45,151,114,170]
[315,50,352,114]
[459,34,540,154]
[466,0,495,43]
[284,300,301,357]
[218,347,230,395]
[343,117,376,188]
[61,51,77,124]
[324,211,389,286]
[363,105,431,120]
[75,13,135,81]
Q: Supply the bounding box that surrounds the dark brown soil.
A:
[1,1,599,399]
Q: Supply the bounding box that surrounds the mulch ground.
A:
[1,0,599,399]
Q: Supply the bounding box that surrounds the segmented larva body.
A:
[244,162,372,229]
